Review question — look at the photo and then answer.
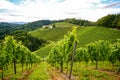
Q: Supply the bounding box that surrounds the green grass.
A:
[29,22,80,41]
[55,22,80,27]
[30,23,120,46]
[28,62,50,80]
[0,64,29,79]
[33,43,54,58]
[29,27,72,41]
[77,26,120,47]
[72,62,117,80]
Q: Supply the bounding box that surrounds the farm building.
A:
[42,25,53,29]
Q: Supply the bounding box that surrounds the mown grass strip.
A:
[28,62,50,80]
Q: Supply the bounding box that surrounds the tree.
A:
[75,48,85,63]
[5,36,18,74]
[97,14,120,29]
[48,27,77,73]
[0,44,7,80]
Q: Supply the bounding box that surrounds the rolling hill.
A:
[29,22,79,41]
[33,43,54,58]
[31,22,120,58]
[77,26,120,47]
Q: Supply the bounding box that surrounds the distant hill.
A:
[14,20,52,31]
[29,22,79,41]
[9,22,27,24]
[0,22,22,39]
[0,20,53,40]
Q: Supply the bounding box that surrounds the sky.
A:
[0,0,120,22]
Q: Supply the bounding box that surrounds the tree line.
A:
[65,18,95,26]
[97,14,120,29]
[10,30,48,51]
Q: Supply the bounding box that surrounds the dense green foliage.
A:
[47,27,77,72]
[65,18,95,26]
[0,22,21,40]
[0,20,55,41]
[15,20,52,31]
[75,39,120,70]
[0,36,41,79]
[10,30,48,51]
[97,14,120,29]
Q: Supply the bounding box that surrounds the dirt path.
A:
[3,74,13,80]
[18,69,34,80]
[49,67,65,80]
[48,66,77,80]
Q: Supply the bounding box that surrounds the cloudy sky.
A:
[0,0,120,22]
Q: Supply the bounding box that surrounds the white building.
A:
[42,25,53,29]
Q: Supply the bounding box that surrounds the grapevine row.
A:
[0,36,41,80]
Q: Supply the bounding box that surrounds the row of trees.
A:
[0,36,41,80]
[47,27,77,78]
[75,39,120,71]
[65,18,95,26]
[97,14,120,29]
[47,27,120,77]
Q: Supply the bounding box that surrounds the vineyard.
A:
[0,36,41,80]
[0,26,120,80]
[0,0,120,79]
[47,27,120,80]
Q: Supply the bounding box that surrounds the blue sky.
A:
[0,0,120,22]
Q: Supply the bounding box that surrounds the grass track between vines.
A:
[28,62,50,80]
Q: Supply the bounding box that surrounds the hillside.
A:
[33,43,54,58]
[33,24,120,58]
[14,20,52,31]
[0,22,22,40]
[29,22,79,41]
[77,26,120,47]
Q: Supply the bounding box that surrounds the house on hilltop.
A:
[42,25,53,29]
[42,24,55,29]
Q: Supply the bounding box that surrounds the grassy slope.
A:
[29,27,72,41]
[33,43,54,58]
[77,26,120,47]
[31,22,79,57]
[29,22,79,41]
[31,22,120,58]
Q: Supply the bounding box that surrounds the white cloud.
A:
[0,0,120,22]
